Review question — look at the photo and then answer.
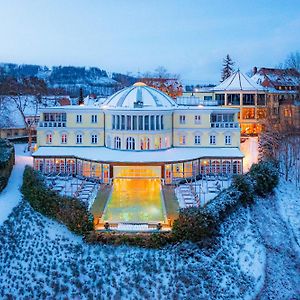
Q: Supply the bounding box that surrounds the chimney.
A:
[253,66,257,75]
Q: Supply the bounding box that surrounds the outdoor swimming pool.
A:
[102,178,166,223]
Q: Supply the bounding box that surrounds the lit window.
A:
[46,134,52,144]
[76,134,82,144]
[76,115,82,123]
[91,134,98,144]
[179,115,186,124]
[61,134,67,144]
[210,135,216,145]
[225,135,231,145]
[194,135,201,144]
[179,135,186,145]
[91,115,98,123]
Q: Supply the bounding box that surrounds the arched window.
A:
[233,161,241,174]
[222,160,231,174]
[140,137,150,150]
[211,160,220,174]
[46,133,52,144]
[126,137,135,150]
[114,136,121,149]
[61,133,67,144]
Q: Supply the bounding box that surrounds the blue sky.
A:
[0,0,299,83]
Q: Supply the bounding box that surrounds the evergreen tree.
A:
[221,54,235,82]
[78,87,84,105]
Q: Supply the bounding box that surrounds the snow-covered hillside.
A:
[0,143,299,299]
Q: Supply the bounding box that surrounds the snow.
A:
[33,146,244,163]
[0,144,32,226]
[103,85,177,109]
[212,71,266,92]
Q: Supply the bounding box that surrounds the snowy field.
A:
[0,143,299,299]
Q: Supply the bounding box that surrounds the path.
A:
[0,144,32,226]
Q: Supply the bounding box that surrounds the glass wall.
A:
[111,114,165,131]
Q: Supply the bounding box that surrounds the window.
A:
[242,108,255,119]
[179,115,186,124]
[121,115,125,130]
[116,115,120,129]
[225,135,231,145]
[215,94,225,105]
[150,115,155,130]
[210,135,216,145]
[61,134,67,144]
[76,115,82,123]
[242,94,255,105]
[138,116,143,130]
[133,116,137,130]
[204,95,212,100]
[145,116,149,130]
[91,115,98,123]
[46,133,52,144]
[126,115,131,130]
[257,94,266,106]
[76,134,83,144]
[114,137,121,149]
[194,135,201,144]
[179,135,186,145]
[156,115,160,130]
[140,137,150,150]
[112,115,115,129]
[126,137,135,150]
[194,115,201,124]
[227,94,240,105]
[161,115,164,130]
[91,134,98,144]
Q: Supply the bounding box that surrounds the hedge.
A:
[0,138,15,192]
[21,166,94,235]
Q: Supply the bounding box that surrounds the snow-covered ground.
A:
[0,142,299,299]
[0,144,32,226]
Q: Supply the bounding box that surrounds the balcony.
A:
[210,122,239,128]
[39,122,66,128]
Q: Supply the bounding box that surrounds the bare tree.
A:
[0,77,48,149]
[284,51,300,72]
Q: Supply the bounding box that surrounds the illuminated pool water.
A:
[103,178,165,223]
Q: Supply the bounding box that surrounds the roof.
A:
[102,82,177,109]
[212,70,266,92]
[251,68,300,88]
[33,146,244,163]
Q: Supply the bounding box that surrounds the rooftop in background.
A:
[251,67,300,90]
[212,70,266,92]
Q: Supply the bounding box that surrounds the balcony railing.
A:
[39,122,66,128]
[210,122,239,128]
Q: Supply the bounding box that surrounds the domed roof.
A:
[102,82,177,109]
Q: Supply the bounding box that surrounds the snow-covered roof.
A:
[102,82,177,109]
[212,71,266,92]
[33,146,244,163]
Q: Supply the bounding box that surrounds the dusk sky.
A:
[1,0,300,83]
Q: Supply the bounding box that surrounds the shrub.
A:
[249,159,279,197]
[0,138,15,192]
[172,207,218,242]
[232,174,255,205]
[22,166,94,235]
